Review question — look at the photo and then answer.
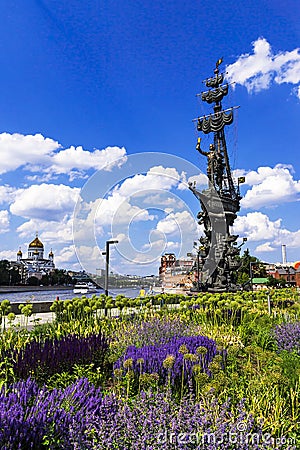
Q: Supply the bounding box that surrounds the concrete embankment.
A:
[10,302,54,315]
[0,286,73,294]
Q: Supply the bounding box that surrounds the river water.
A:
[0,287,142,303]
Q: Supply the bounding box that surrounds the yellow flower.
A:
[163,354,176,369]
[196,346,207,355]
[179,344,188,354]
[123,358,133,369]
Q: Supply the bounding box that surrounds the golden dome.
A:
[49,249,54,257]
[29,233,44,249]
[17,248,22,256]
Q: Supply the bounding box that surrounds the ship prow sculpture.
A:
[189,59,246,292]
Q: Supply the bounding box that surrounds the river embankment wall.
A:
[0,286,73,315]
[10,302,54,315]
[0,286,72,294]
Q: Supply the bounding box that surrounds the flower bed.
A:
[0,377,287,450]
[0,290,299,448]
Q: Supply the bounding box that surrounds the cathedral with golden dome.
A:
[13,232,55,283]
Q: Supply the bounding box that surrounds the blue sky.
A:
[0,1,299,275]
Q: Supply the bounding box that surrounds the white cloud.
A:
[116,166,182,198]
[233,212,300,251]
[0,186,17,205]
[0,133,60,174]
[156,210,197,236]
[0,132,127,178]
[16,217,73,244]
[295,85,300,100]
[96,165,189,228]
[226,37,300,96]
[0,250,17,260]
[73,244,104,272]
[92,193,155,231]
[54,245,81,270]
[233,212,282,241]
[110,230,166,268]
[46,145,127,175]
[0,210,9,233]
[10,183,80,221]
[255,242,276,252]
[75,165,186,247]
[142,238,180,253]
[26,173,59,183]
[178,173,208,191]
[143,194,178,209]
[238,165,300,209]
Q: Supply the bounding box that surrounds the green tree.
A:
[266,276,279,287]
[51,269,73,286]
[0,261,21,285]
[0,260,10,285]
[27,276,40,286]
[278,277,287,287]
[237,272,250,285]
[237,249,266,284]
[9,268,21,285]
[41,274,50,286]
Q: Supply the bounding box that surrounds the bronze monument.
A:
[189,59,246,292]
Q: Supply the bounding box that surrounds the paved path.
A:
[1,311,55,330]
[1,303,181,331]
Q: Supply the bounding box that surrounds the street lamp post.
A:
[103,240,118,296]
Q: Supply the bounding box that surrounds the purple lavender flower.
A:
[4,333,109,382]
[0,377,104,449]
[114,316,196,348]
[273,322,300,355]
[1,378,291,449]
[114,335,218,383]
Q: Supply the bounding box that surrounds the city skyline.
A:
[0,2,299,275]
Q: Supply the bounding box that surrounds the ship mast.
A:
[197,59,238,196]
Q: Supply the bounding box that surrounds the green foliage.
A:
[0,260,10,285]
[46,363,105,390]
[0,299,11,315]
[7,312,15,324]
[51,268,74,286]
[0,299,11,330]
[27,276,40,286]
[18,302,33,328]
[237,249,266,281]
[0,260,21,285]
[279,350,300,385]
